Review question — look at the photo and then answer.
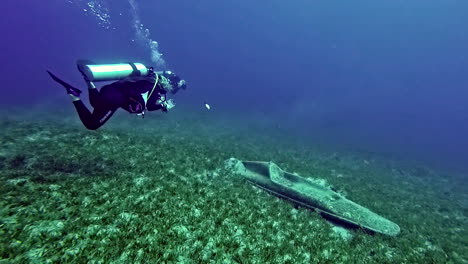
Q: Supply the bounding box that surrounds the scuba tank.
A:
[78,61,151,82]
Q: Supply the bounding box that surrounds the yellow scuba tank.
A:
[78,62,150,82]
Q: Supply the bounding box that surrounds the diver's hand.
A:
[164,99,176,110]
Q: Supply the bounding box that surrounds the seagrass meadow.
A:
[0,108,466,263]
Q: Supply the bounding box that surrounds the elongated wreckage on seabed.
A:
[224,158,401,236]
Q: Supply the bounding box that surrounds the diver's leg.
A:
[87,81,101,108]
[72,100,117,130]
[82,85,125,130]
[72,100,96,129]
[76,60,100,108]
[47,70,115,130]
[72,100,100,130]
[70,84,125,130]
[90,106,118,129]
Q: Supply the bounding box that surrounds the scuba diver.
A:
[47,61,187,130]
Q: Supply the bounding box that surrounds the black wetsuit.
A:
[74,75,167,130]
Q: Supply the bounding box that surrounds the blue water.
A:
[1,0,467,173]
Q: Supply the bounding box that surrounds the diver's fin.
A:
[46,70,82,96]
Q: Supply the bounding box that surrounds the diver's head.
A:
[159,71,187,94]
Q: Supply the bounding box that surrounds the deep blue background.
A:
[1,0,467,172]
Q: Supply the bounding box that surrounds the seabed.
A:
[0,107,466,263]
